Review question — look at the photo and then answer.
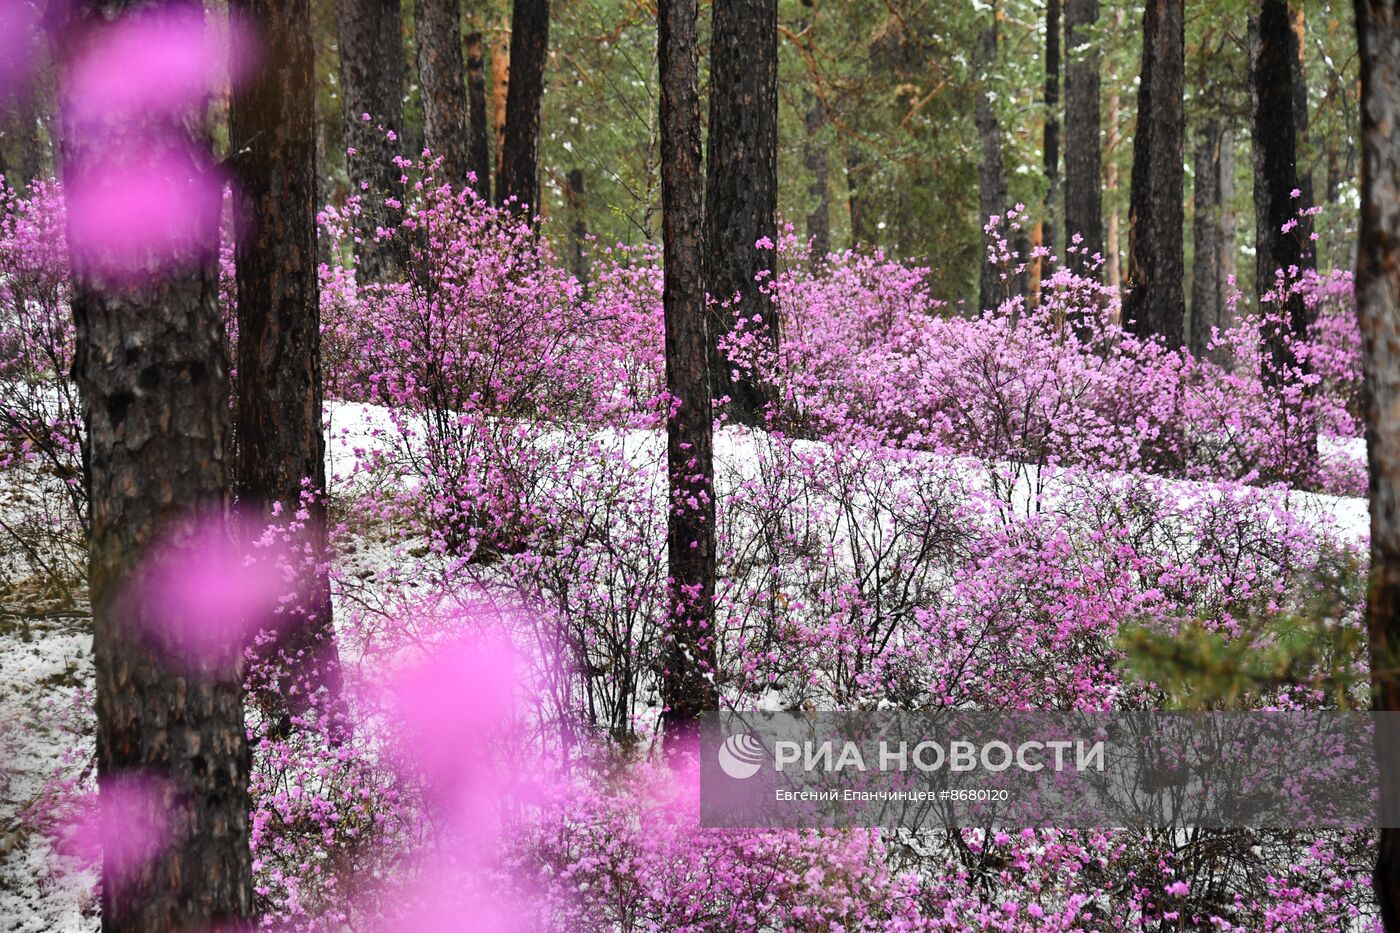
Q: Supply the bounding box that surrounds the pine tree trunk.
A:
[1291,5,1316,270]
[336,0,406,281]
[1105,79,1121,290]
[62,1,254,924]
[657,0,717,749]
[803,89,831,259]
[230,0,345,721]
[1063,0,1102,274]
[466,30,492,198]
[1124,0,1185,347]
[703,0,778,425]
[565,167,588,286]
[492,23,510,180]
[846,145,872,247]
[1354,2,1400,924]
[1250,0,1309,380]
[1044,0,1061,261]
[975,5,1008,312]
[1191,119,1223,357]
[416,0,470,184]
[497,0,548,214]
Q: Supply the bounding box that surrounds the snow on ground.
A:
[0,608,96,932]
[0,401,1373,929]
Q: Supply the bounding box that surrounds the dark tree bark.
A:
[415,0,470,184]
[975,3,1008,312]
[565,167,588,286]
[803,89,831,259]
[497,0,548,214]
[1044,0,1061,261]
[1219,130,1237,297]
[845,145,873,247]
[1123,0,1185,347]
[61,1,254,925]
[657,0,717,749]
[1250,0,1309,379]
[465,30,491,198]
[798,0,829,259]
[1291,4,1316,270]
[492,23,510,179]
[1326,135,1342,204]
[1355,2,1400,924]
[1063,0,1102,274]
[704,0,778,425]
[230,0,345,718]
[1191,119,1223,358]
[336,0,406,281]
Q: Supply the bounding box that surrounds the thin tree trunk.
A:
[704,0,778,425]
[466,30,491,198]
[1191,119,1223,358]
[230,0,346,721]
[1044,0,1061,261]
[1291,4,1316,270]
[975,3,1008,312]
[492,23,510,180]
[803,89,830,259]
[846,145,872,247]
[62,1,254,924]
[1063,0,1102,275]
[1124,0,1186,347]
[1217,129,1237,362]
[657,0,717,749]
[1105,77,1121,290]
[497,0,548,214]
[336,0,406,281]
[1250,0,1309,380]
[416,0,470,184]
[1326,133,1342,204]
[1354,2,1400,924]
[565,167,588,286]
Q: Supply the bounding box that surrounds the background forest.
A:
[0,0,1365,305]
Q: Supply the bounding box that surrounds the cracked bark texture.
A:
[466,30,491,198]
[975,3,1008,313]
[230,0,345,717]
[703,0,778,425]
[62,0,254,925]
[1063,0,1101,274]
[1251,0,1310,382]
[335,0,405,281]
[497,0,548,214]
[1124,0,1185,347]
[658,0,718,747]
[415,0,470,184]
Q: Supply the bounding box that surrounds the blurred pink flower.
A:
[134,511,306,669]
[65,153,225,276]
[51,773,171,885]
[0,0,42,98]
[65,8,245,125]
[387,630,517,810]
